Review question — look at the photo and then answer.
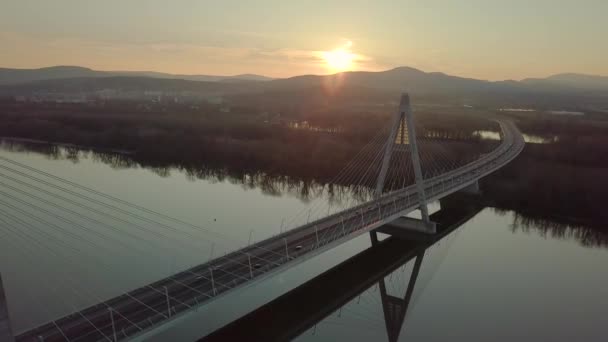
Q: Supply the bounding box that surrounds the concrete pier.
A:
[377,216,437,238]
[459,180,481,195]
[0,274,15,342]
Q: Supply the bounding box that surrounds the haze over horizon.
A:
[2,0,607,81]
[3,64,608,83]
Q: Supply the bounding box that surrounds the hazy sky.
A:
[1,0,606,80]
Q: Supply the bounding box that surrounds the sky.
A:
[1,0,607,80]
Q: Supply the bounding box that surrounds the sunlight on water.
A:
[474,130,557,144]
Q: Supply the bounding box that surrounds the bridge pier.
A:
[378,191,487,240]
[0,274,15,342]
[369,231,380,246]
[437,191,481,215]
[458,180,481,195]
[376,217,437,239]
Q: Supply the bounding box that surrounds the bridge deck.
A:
[16,120,524,342]
[202,203,483,341]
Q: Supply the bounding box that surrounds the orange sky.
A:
[2,0,607,80]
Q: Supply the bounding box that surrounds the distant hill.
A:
[241,68,608,110]
[0,66,273,85]
[522,73,608,91]
[1,66,606,109]
[0,76,251,94]
[0,66,104,85]
[267,67,608,95]
[266,67,503,95]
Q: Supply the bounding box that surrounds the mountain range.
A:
[0,66,273,85]
[1,65,607,108]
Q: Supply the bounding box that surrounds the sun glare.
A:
[322,41,357,73]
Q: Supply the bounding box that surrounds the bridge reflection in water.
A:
[202,196,483,342]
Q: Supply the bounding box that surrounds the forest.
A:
[484,111,608,227]
[0,99,495,185]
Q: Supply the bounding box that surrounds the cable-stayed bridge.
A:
[203,200,484,341]
[1,94,525,342]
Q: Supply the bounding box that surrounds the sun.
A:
[322,41,357,72]
[322,49,355,72]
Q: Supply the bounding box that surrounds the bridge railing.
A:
[15,119,525,342]
[145,120,525,340]
[208,119,524,298]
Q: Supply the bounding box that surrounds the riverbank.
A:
[0,136,134,155]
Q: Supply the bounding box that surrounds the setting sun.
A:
[322,41,357,72]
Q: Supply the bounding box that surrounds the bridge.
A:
[6,94,525,342]
[203,200,484,341]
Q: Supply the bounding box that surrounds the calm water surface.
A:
[0,145,606,341]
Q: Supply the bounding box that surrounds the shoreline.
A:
[0,136,135,155]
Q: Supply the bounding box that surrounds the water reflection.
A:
[0,139,378,206]
[378,251,423,342]
[202,202,483,341]
[1,138,607,341]
[2,139,604,251]
[2,139,606,251]
[505,209,608,248]
[473,130,557,144]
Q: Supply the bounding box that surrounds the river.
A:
[0,143,606,341]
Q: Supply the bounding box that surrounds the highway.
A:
[16,120,524,342]
[202,202,484,341]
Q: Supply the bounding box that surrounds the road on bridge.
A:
[16,120,524,342]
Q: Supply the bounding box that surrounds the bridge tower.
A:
[375,93,434,233]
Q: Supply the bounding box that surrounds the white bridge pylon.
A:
[375,93,435,233]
